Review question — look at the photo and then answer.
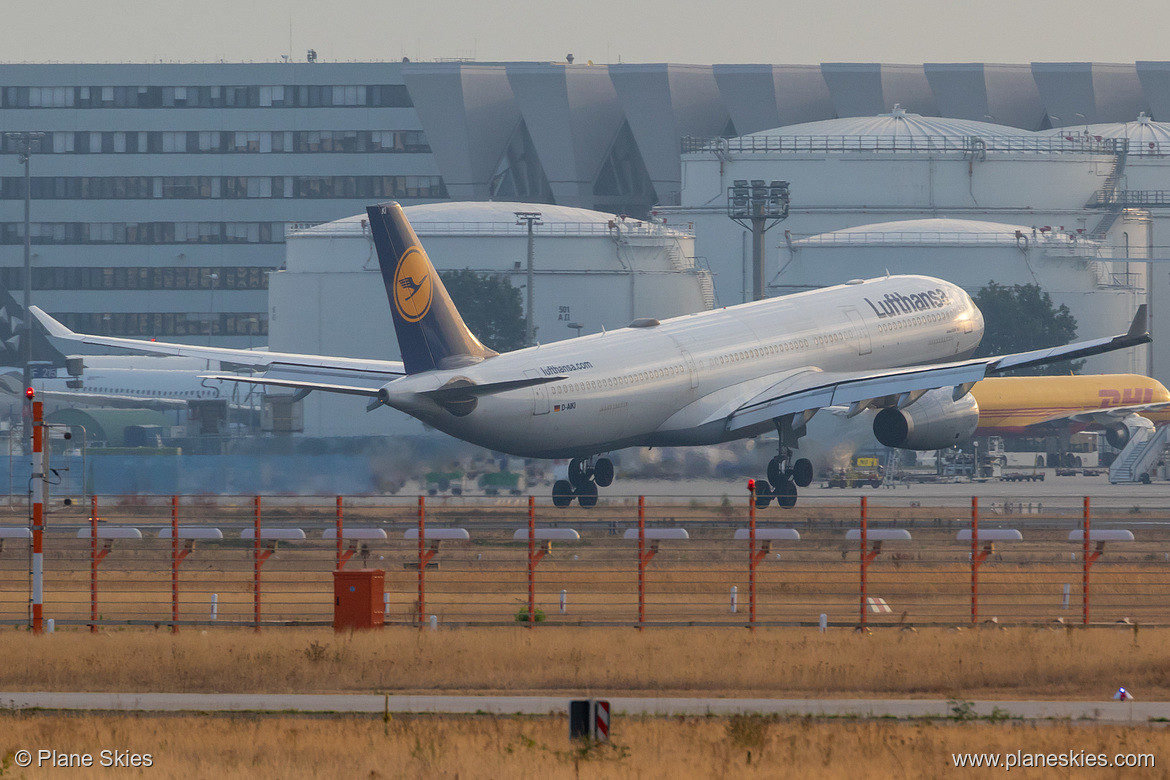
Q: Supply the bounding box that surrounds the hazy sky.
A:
[6,0,1169,65]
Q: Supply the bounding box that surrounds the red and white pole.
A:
[30,393,43,634]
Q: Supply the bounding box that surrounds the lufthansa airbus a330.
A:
[30,202,1150,508]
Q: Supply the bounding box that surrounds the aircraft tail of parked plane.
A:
[29,201,1152,508]
[0,283,67,371]
[366,202,496,374]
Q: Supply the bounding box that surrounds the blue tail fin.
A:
[0,283,65,368]
[366,202,497,374]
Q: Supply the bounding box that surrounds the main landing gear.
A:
[755,422,813,509]
[552,456,614,508]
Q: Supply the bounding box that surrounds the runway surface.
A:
[1,692,1164,723]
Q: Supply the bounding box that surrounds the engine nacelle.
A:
[1104,422,1130,450]
[1104,414,1155,450]
[872,388,979,450]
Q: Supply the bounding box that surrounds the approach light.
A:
[25,387,34,399]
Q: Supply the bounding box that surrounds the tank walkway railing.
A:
[681,135,1127,156]
[287,220,695,239]
[1087,189,1170,208]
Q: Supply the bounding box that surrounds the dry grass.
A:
[3,565,1168,627]
[0,626,1166,700]
[0,712,1166,779]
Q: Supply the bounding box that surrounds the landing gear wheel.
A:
[576,480,599,508]
[552,479,574,508]
[568,457,593,489]
[791,458,813,488]
[593,457,614,488]
[767,457,785,488]
[754,477,774,508]
[775,479,798,508]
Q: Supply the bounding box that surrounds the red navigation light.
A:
[25,387,34,399]
[747,478,756,493]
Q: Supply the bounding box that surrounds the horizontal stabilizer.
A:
[29,306,406,390]
[419,375,564,402]
[201,374,382,397]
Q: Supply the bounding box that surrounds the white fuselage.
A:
[2,365,260,410]
[382,275,984,459]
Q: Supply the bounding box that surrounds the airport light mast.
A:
[727,179,789,302]
[6,132,44,447]
[515,211,542,346]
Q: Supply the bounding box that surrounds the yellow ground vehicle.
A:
[825,458,884,488]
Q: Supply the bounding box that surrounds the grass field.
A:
[0,625,1163,700]
[0,713,1164,779]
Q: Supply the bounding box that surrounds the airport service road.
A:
[1,693,1165,723]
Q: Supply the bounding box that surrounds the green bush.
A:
[515,607,546,623]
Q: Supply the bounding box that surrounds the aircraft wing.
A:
[29,306,404,396]
[1060,403,1170,426]
[726,306,1150,433]
[30,389,189,410]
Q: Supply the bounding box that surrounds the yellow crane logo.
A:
[393,247,433,322]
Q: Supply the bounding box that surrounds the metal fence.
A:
[1,493,1167,630]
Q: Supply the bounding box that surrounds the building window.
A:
[0,176,446,199]
[3,129,429,154]
[1,266,272,290]
[2,85,413,109]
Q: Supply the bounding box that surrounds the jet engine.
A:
[1104,421,1130,450]
[1104,414,1155,450]
[872,388,979,450]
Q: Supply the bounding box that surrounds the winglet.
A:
[1127,303,1148,341]
[28,306,77,340]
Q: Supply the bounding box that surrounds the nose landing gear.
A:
[551,455,614,508]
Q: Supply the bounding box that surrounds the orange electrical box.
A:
[332,569,385,631]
